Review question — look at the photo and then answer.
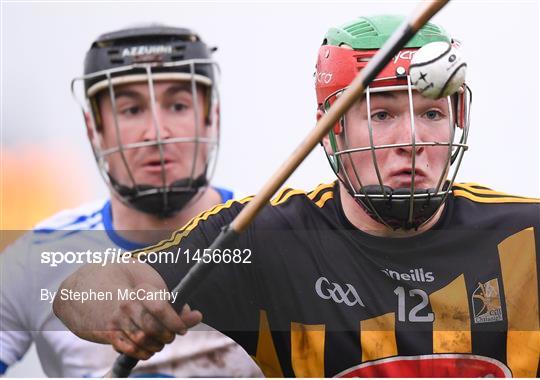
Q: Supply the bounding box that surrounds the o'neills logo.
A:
[122,45,172,57]
[381,267,434,283]
[334,354,512,378]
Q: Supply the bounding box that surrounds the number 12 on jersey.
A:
[394,286,434,323]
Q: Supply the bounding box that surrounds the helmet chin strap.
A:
[110,175,208,219]
[352,183,448,231]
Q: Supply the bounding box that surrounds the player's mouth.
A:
[141,158,175,172]
[388,168,428,188]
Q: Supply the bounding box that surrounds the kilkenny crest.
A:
[472,278,503,323]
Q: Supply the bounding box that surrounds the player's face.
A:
[97,81,211,187]
[337,90,452,190]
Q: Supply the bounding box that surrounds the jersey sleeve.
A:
[0,235,35,369]
[142,199,261,356]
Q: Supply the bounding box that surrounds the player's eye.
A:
[371,111,391,121]
[170,103,187,112]
[120,105,143,116]
[423,109,444,121]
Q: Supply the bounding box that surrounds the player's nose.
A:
[143,107,172,141]
[394,116,425,156]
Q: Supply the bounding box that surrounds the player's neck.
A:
[109,187,221,245]
[339,182,444,238]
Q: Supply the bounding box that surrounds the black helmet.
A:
[83,25,216,96]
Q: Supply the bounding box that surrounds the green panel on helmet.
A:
[324,14,451,49]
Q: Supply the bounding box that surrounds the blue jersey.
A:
[0,188,261,377]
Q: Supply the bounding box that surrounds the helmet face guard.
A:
[72,26,220,218]
[316,16,471,230]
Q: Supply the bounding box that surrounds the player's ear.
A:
[317,108,333,155]
[322,134,332,154]
[316,109,332,154]
[213,103,220,130]
[86,95,104,136]
[84,112,94,140]
[316,108,324,122]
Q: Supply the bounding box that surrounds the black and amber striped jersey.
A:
[146,182,540,377]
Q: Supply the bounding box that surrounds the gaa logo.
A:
[314,277,365,307]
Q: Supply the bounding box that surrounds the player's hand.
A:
[105,284,202,360]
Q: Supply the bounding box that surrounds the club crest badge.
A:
[472,278,503,324]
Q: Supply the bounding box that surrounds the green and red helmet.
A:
[315,15,471,231]
[315,14,452,108]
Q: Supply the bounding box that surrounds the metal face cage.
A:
[72,58,220,217]
[323,75,471,230]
